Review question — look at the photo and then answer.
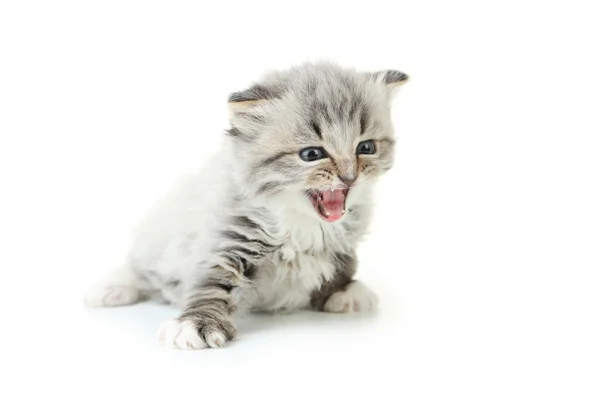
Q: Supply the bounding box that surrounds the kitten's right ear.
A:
[228,84,278,111]
[368,70,409,97]
[370,70,409,86]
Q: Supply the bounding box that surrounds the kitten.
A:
[85,62,408,349]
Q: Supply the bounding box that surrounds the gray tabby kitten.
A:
[85,62,408,349]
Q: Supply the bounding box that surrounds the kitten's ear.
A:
[228,84,279,111]
[369,70,409,94]
[227,83,280,139]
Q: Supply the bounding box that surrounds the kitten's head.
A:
[226,62,408,222]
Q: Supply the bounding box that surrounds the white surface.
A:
[1,1,599,399]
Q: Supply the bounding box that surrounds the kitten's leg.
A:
[84,265,142,307]
[158,214,277,349]
[310,252,378,313]
[158,264,246,350]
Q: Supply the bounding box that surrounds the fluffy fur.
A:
[85,62,408,349]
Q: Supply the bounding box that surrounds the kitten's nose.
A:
[338,174,357,186]
[336,159,357,186]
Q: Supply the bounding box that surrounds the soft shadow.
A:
[237,309,380,335]
[83,302,380,346]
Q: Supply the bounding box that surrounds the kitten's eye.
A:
[299,147,327,162]
[356,140,376,155]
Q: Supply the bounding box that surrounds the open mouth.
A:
[307,188,349,222]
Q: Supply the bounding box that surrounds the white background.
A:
[1,1,599,399]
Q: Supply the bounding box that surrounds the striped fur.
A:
[85,62,408,349]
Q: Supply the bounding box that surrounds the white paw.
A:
[324,281,378,313]
[157,319,230,350]
[158,320,206,350]
[84,284,139,307]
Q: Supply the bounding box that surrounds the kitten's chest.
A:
[251,250,334,312]
[276,212,351,254]
[249,217,348,312]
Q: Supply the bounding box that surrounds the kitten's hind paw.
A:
[158,316,235,350]
[324,281,378,313]
[84,284,140,307]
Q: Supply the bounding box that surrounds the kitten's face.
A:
[227,63,407,222]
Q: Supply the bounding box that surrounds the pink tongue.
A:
[321,190,346,222]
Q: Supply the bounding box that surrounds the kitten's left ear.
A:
[369,70,409,94]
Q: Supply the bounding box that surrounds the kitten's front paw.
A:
[324,281,378,313]
[157,316,236,350]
